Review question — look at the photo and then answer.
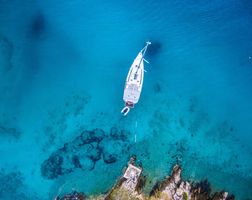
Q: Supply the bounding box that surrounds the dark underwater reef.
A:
[41,127,131,179]
[0,170,40,200]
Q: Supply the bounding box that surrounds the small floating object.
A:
[121,106,130,116]
[121,41,151,116]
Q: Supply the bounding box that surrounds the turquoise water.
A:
[1,0,252,199]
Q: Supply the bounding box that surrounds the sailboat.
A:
[121,41,151,116]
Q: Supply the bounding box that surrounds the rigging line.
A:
[135,42,151,75]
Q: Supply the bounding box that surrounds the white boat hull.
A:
[123,52,144,105]
[121,42,151,115]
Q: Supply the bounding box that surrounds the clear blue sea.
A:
[1,0,252,199]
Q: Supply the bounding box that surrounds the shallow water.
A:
[0,0,252,199]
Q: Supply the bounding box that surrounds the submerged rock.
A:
[41,143,98,179]
[72,155,81,168]
[110,127,129,140]
[80,128,105,144]
[191,179,211,200]
[41,153,63,179]
[99,138,129,164]
[211,191,229,200]
[103,153,117,164]
[226,194,235,200]
[77,142,101,162]
[78,156,95,170]
[41,128,130,179]
[55,191,86,200]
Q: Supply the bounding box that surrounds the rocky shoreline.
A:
[56,156,235,200]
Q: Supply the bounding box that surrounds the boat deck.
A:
[123,53,144,104]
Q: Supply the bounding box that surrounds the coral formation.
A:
[41,127,131,179]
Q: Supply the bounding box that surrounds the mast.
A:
[135,41,151,77]
[141,41,151,58]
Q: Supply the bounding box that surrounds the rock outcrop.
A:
[96,158,235,200]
